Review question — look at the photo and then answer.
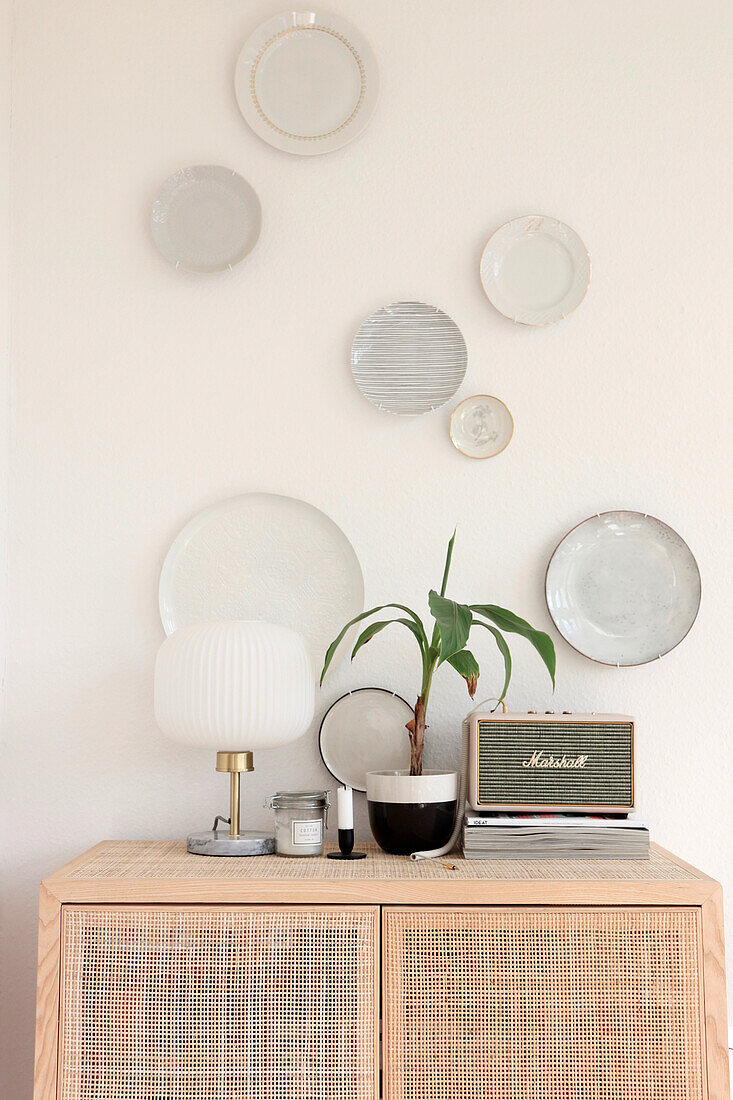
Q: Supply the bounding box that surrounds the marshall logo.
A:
[522,750,589,769]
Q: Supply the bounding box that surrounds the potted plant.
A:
[321,532,556,854]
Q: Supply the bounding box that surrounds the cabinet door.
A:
[59,906,379,1100]
[383,907,705,1100]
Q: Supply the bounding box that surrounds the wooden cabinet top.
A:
[41,841,719,907]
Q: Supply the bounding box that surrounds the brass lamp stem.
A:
[216,751,254,839]
[229,772,240,837]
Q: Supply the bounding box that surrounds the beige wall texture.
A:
[2,0,732,1094]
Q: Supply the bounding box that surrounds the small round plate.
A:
[319,688,413,791]
[351,301,468,416]
[545,510,701,666]
[450,395,514,459]
[151,166,261,273]
[480,215,590,325]
[235,11,379,156]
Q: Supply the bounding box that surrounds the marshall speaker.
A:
[467,711,634,813]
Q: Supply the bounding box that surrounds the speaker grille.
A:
[477,720,633,807]
[384,907,703,1100]
[59,906,378,1100]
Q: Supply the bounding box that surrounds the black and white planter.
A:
[366,770,459,856]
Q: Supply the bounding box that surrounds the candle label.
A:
[292,819,323,846]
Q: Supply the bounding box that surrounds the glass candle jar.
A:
[268,790,330,856]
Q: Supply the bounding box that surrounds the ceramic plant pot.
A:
[366,770,459,856]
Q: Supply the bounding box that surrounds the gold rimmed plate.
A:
[449,395,514,459]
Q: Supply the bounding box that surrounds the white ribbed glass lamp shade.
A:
[154,621,315,750]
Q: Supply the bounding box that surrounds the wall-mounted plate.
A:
[480,215,590,325]
[319,688,413,791]
[351,301,468,415]
[235,11,379,155]
[450,395,514,459]
[545,510,701,666]
[151,166,261,273]
[159,493,364,674]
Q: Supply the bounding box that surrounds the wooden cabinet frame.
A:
[34,843,729,1100]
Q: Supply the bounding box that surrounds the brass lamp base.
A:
[186,750,274,857]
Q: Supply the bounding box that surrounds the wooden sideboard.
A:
[35,841,729,1100]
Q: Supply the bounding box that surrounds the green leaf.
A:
[429,589,472,663]
[439,529,457,597]
[447,648,480,697]
[471,604,556,688]
[351,618,426,661]
[471,619,512,702]
[321,604,427,684]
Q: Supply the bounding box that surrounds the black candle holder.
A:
[327,828,366,860]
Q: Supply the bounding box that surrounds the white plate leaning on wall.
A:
[235,11,379,155]
[450,395,514,459]
[545,510,701,666]
[351,301,468,415]
[480,216,590,325]
[319,689,413,792]
[151,166,262,273]
[159,493,364,674]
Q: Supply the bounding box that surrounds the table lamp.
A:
[154,620,315,856]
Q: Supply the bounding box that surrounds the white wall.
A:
[3,0,732,1093]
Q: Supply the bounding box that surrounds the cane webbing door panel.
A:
[383,906,705,1100]
[59,906,379,1100]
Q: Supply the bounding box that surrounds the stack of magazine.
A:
[463,811,650,859]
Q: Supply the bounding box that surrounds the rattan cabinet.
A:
[35,842,729,1100]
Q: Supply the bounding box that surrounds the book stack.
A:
[463,811,650,859]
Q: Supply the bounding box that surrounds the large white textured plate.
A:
[480,215,590,325]
[319,689,413,791]
[449,394,514,459]
[545,511,701,666]
[151,166,261,273]
[351,301,468,415]
[159,493,364,673]
[235,11,379,155]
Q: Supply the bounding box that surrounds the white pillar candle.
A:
[337,786,354,830]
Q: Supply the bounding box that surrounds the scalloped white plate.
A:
[235,11,379,155]
[480,215,590,325]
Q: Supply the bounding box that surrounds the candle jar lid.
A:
[269,790,330,809]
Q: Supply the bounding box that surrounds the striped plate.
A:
[350,301,468,415]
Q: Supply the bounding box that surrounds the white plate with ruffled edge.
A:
[480,215,590,325]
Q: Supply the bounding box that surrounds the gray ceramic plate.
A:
[151,166,261,273]
[545,511,701,666]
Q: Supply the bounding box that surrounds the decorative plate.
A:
[480,215,590,325]
[235,11,379,155]
[351,301,468,416]
[319,689,413,791]
[545,511,701,666]
[151,166,261,273]
[159,493,364,673]
[450,395,514,459]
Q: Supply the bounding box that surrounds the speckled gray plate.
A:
[545,511,701,666]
